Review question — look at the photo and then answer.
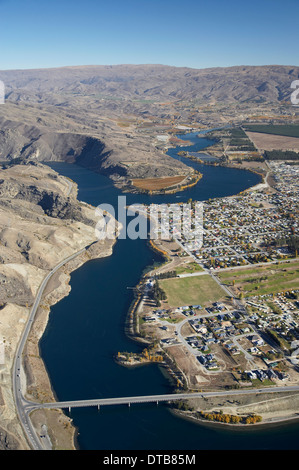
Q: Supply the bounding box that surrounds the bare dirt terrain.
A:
[175,391,299,426]
[0,162,119,449]
[132,175,187,191]
[245,131,299,151]
[0,64,298,188]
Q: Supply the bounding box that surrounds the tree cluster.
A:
[264,150,299,160]
[275,235,299,254]
[198,411,262,424]
[154,271,177,280]
[151,280,167,306]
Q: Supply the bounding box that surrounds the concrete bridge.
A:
[24,385,299,413]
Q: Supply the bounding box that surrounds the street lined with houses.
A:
[137,160,298,397]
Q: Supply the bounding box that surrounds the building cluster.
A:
[143,288,299,380]
[245,368,288,382]
[245,290,299,352]
[141,161,299,384]
[188,290,299,378]
[147,161,298,270]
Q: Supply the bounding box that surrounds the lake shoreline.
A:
[171,407,299,430]
[38,133,292,450]
[122,233,299,433]
[27,235,120,450]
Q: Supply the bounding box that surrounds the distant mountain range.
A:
[1,64,299,105]
[0,64,298,181]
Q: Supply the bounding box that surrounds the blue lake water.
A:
[40,133,299,450]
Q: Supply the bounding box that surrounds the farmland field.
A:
[245,131,299,152]
[244,124,299,138]
[132,175,186,191]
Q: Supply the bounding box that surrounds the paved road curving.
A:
[12,247,87,450]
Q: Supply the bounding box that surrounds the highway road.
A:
[12,246,87,450]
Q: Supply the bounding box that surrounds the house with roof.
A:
[251,335,264,346]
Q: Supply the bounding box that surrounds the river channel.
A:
[41,133,299,450]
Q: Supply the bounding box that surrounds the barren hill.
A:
[0,64,298,182]
[0,161,119,449]
[1,64,298,104]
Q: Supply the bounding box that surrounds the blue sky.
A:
[0,0,298,70]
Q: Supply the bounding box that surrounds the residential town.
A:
[135,160,299,391]
[148,160,298,270]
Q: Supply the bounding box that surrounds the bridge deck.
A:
[25,386,299,412]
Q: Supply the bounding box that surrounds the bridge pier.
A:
[128,402,130,408]
[98,405,100,411]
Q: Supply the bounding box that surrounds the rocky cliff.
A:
[0,162,119,449]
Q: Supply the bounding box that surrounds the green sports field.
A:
[160,274,225,307]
